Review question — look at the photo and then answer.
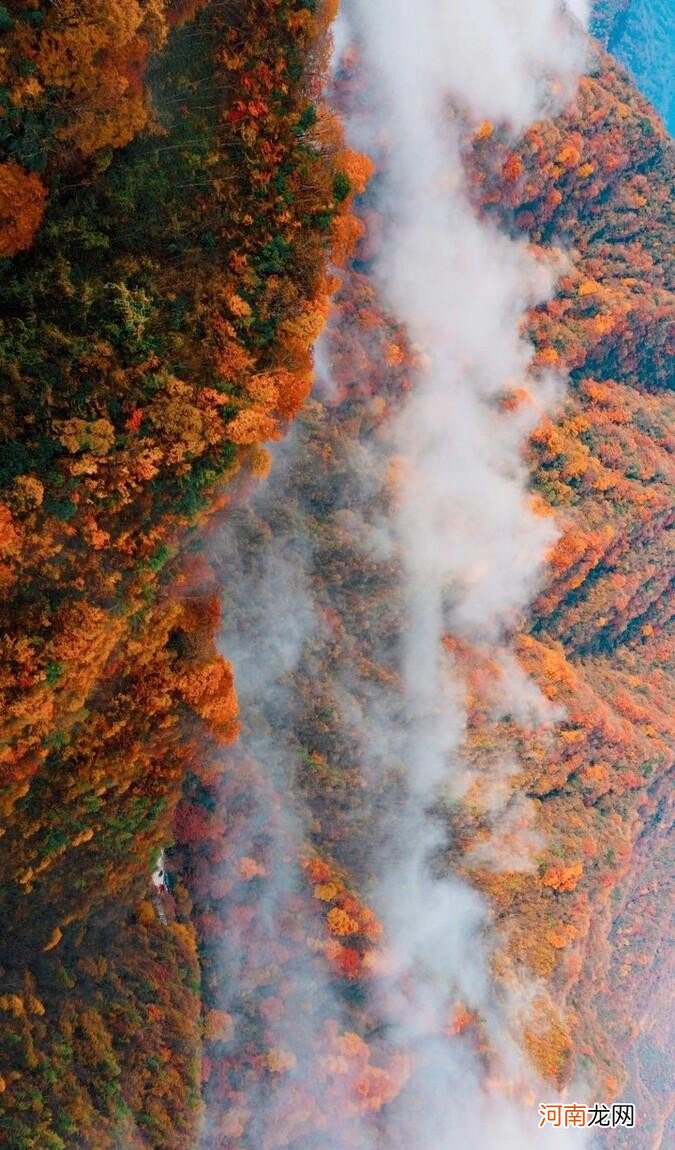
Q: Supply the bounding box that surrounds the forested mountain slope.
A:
[465,47,674,1141]
[0,3,360,1145]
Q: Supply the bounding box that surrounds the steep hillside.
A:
[0,2,362,1146]
[465,48,673,1131]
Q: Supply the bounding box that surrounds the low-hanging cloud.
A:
[333,0,592,1145]
[202,1,597,1146]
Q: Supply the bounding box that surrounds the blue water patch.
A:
[593,0,675,134]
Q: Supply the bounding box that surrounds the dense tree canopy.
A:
[0,7,671,1149]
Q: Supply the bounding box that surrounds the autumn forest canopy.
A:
[0,3,672,1149]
